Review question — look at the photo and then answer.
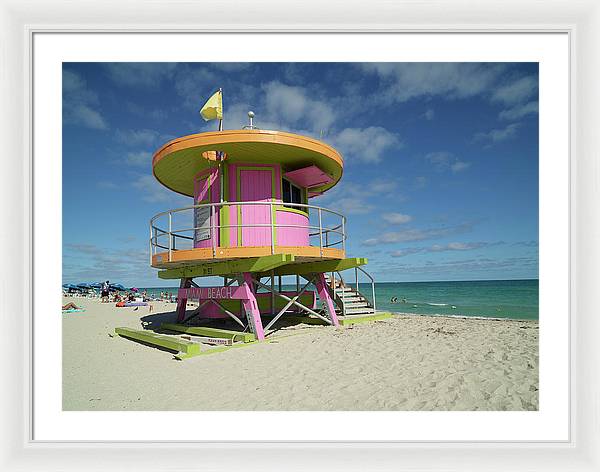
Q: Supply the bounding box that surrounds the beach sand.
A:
[63,297,538,411]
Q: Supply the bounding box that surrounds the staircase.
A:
[324,271,376,317]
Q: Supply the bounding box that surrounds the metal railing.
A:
[327,268,377,315]
[149,201,347,263]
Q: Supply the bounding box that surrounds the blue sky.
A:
[62,62,538,287]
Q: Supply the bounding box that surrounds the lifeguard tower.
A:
[115,105,385,359]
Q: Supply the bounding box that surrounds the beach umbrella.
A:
[131,287,139,292]
[77,282,92,289]
[90,282,103,289]
[109,283,126,291]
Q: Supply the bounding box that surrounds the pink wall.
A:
[276,210,309,246]
[188,162,310,249]
[193,167,220,248]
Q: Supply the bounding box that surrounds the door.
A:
[239,169,273,247]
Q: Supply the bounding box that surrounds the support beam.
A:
[314,272,340,327]
[263,276,314,331]
[115,327,201,355]
[158,254,295,279]
[252,278,332,325]
[160,323,255,343]
[240,273,265,341]
[176,277,192,322]
[257,257,368,277]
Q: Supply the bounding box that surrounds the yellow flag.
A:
[199,90,223,121]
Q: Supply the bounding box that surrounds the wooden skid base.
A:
[115,327,201,355]
[174,341,259,360]
[284,312,393,326]
[160,323,256,343]
[338,312,393,326]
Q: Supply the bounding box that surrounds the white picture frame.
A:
[1,0,598,470]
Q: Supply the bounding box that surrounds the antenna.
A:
[243,111,258,130]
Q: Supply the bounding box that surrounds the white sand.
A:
[63,297,538,411]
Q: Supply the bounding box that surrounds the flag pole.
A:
[218,88,223,131]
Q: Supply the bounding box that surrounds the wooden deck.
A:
[151,245,346,269]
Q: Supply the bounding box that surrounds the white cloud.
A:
[329,127,401,163]
[424,151,470,173]
[333,198,374,215]
[315,178,403,215]
[125,151,152,167]
[105,63,177,88]
[262,81,336,131]
[362,223,473,246]
[360,63,505,103]
[414,176,428,189]
[499,101,539,120]
[116,129,160,147]
[450,161,471,173]
[389,241,503,257]
[491,76,537,105]
[382,213,412,225]
[63,69,108,130]
[473,123,520,145]
[132,174,175,203]
[97,181,117,189]
[423,108,435,120]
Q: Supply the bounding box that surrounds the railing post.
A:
[168,212,172,262]
[342,217,346,253]
[211,204,216,257]
[318,208,323,257]
[149,221,153,265]
[355,267,358,293]
[372,277,376,311]
[270,201,275,254]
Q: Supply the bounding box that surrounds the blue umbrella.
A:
[109,283,127,291]
[77,282,92,289]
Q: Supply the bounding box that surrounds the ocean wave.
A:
[383,311,533,322]
[426,302,448,306]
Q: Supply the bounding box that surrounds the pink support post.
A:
[176,278,192,322]
[315,273,340,327]
[240,273,265,340]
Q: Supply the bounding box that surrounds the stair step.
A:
[344,300,371,308]
[344,308,376,315]
[338,295,364,301]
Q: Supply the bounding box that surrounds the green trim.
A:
[274,205,309,217]
[158,253,295,279]
[174,340,259,360]
[161,323,256,343]
[339,312,393,326]
[115,327,201,355]
[219,163,229,247]
[258,257,368,277]
[235,165,277,246]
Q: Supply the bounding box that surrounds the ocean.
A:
[139,279,538,321]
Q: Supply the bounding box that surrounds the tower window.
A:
[282,178,304,208]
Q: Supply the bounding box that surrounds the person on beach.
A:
[101,280,110,303]
[62,302,81,310]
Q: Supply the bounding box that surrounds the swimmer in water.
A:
[401,297,407,303]
[390,297,398,303]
